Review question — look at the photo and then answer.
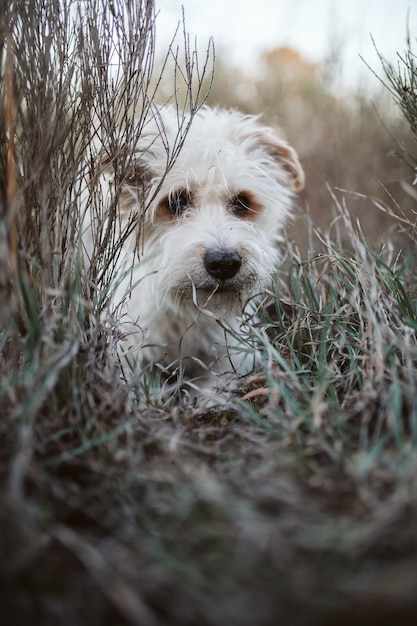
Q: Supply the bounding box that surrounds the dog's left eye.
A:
[230,193,253,216]
[166,189,191,216]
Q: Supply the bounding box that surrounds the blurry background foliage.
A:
[156,41,416,254]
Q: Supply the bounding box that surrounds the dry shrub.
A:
[0,0,214,423]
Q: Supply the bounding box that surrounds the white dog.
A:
[86,107,304,390]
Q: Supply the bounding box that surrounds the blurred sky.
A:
[155,0,413,86]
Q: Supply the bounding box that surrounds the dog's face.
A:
[108,107,304,317]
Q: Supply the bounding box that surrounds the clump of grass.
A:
[244,197,417,486]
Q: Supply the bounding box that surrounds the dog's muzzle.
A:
[203,248,242,281]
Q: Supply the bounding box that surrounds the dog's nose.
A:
[204,248,242,280]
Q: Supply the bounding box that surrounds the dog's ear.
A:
[255,130,305,192]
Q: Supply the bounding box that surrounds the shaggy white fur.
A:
[85,106,304,389]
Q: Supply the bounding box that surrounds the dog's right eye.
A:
[165,189,191,217]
